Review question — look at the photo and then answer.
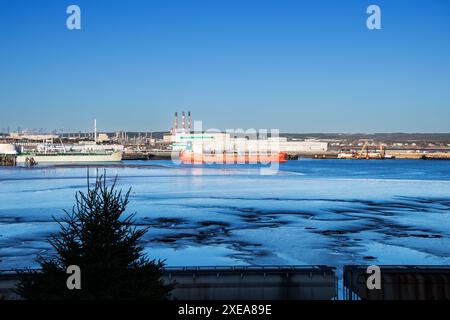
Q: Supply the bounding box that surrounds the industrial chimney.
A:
[174,112,178,132]
[181,112,186,131]
[94,119,97,144]
[188,111,191,133]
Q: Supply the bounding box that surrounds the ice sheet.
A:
[1,159,450,271]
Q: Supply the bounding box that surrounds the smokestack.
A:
[182,112,185,131]
[174,112,178,132]
[94,119,97,144]
[188,111,191,133]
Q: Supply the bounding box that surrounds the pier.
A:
[123,150,173,160]
[0,154,16,166]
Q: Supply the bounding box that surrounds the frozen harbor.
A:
[1,159,450,271]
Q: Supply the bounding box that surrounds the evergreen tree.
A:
[17,172,172,300]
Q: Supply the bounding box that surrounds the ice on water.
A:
[1,159,450,270]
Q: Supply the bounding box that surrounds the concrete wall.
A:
[0,266,337,300]
[0,272,19,300]
[164,266,337,300]
[344,265,450,300]
[5,265,450,300]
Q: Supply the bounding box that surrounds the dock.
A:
[123,150,173,160]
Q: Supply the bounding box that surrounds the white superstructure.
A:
[0,144,17,155]
[170,132,328,154]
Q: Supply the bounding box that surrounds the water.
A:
[1,159,450,271]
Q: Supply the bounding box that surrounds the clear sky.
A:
[1,0,450,133]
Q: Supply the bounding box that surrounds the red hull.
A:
[179,152,287,164]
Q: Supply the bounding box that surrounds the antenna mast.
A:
[94,119,97,144]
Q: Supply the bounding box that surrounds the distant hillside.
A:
[280,133,450,142]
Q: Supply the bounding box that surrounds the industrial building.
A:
[0,143,17,155]
[168,112,328,155]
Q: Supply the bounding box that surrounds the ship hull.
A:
[16,152,122,163]
[179,152,287,164]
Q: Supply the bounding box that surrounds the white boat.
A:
[16,151,123,163]
[6,120,125,164]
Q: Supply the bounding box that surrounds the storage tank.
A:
[0,144,17,155]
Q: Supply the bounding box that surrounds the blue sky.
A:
[1,0,450,133]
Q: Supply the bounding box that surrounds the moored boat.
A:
[16,151,123,163]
